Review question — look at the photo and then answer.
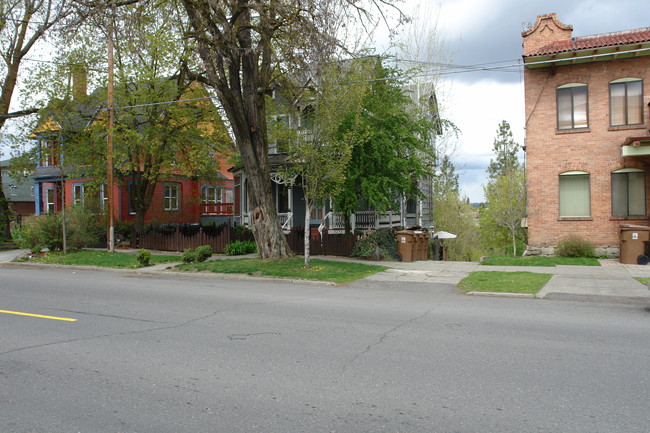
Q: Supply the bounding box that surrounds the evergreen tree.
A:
[486,120,520,180]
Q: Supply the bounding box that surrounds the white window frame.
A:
[164,183,180,211]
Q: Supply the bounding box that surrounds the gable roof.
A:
[526,27,650,57]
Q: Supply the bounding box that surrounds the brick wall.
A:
[524,54,650,250]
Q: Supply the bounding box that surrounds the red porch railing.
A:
[201,202,234,216]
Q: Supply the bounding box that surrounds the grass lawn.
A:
[21,250,182,268]
[634,277,649,285]
[480,256,600,267]
[458,271,553,294]
[176,256,387,284]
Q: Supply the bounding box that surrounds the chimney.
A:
[522,13,573,56]
[72,67,87,99]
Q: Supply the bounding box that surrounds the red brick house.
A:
[522,14,650,257]
[31,82,234,227]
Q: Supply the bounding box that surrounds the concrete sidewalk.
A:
[3,248,650,301]
[318,256,650,301]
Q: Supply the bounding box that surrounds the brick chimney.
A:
[522,13,573,56]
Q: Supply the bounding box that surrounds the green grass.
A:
[634,277,649,285]
[176,256,387,283]
[22,250,182,268]
[480,256,600,267]
[458,271,553,294]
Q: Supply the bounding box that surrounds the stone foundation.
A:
[524,244,620,258]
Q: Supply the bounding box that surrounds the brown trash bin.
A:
[396,231,416,262]
[415,233,428,260]
[619,224,650,264]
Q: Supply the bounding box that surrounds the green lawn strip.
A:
[458,271,553,294]
[634,277,649,285]
[480,256,600,267]
[23,250,181,268]
[176,257,387,284]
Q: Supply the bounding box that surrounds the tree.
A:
[19,1,231,233]
[486,120,521,180]
[482,168,526,256]
[180,0,405,259]
[277,60,371,267]
[335,64,436,219]
[0,0,75,237]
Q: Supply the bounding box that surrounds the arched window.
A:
[612,168,645,217]
[559,171,590,217]
[609,78,643,126]
[557,83,588,130]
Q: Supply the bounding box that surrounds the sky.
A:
[389,0,650,202]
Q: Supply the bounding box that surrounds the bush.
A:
[351,229,398,260]
[136,249,152,267]
[67,205,102,249]
[233,224,253,238]
[182,248,197,263]
[224,240,257,256]
[13,213,62,253]
[556,234,596,258]
[195,245,213,262]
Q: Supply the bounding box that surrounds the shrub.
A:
[556,234,596,258]
[224,240,257,255]
[182,248,197,263]
[195,245,213,262]
[13,213,62,253]
[67,205,102,249]
[351,229,398,260]
[233,224,253,238]
[136,249,152,267]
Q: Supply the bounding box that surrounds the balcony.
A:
[201,202,234,216]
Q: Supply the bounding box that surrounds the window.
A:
[128,182,137,215]
[557,84,588,130]
[610,78,643,126]
[201,185,220,204]
[45,188,55,213]
[164,183,180,211]
[39,139,60,167]
[559,171,590,217]
[612,169,645,217]
[73,184,84,206]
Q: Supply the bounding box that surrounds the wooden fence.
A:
[132,223,356,256]
[132,223,254,253]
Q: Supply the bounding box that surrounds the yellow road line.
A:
[0,310,77,322]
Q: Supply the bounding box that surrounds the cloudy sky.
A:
[391,0,649,202]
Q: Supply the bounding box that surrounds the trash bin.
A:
[415,232,428,260]
[619,224,650,264]
[396,231,416,262]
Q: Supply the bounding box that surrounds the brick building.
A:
[522,14,650,257]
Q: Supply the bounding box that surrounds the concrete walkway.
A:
[2,248,650,302]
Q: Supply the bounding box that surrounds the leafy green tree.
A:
[335,65,436,219]
[481,120,527,256]
[278,60,371,267]
[482,167,527,256]
[180,0,406,259]
[18,1,231,233]
[0,0,76,237]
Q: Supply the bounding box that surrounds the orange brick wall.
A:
[524,58,650,249]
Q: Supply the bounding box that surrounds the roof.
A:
[1,159,35,202]
[526,27,650,57]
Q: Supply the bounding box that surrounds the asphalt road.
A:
[1,264,650,432]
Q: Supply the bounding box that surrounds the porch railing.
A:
[201,202,234,216]
[279,212,293,230]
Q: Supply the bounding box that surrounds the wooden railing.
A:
[201,202,234,216]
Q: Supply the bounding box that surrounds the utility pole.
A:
[106,4,115,252]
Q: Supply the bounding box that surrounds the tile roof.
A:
[527,27,650,57]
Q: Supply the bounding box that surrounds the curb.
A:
[466,291,537,299]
